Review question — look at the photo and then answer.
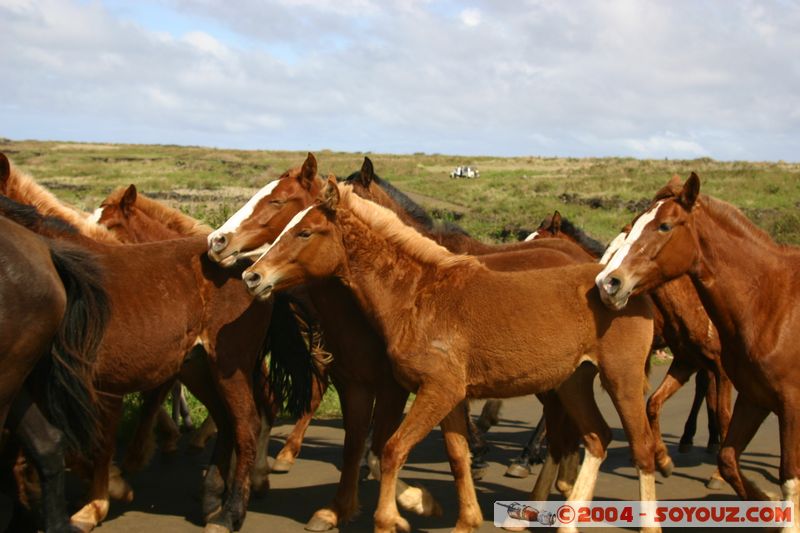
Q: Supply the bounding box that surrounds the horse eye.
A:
[269,199,284,206]
[298,229,312,238]
[658,222,672,232]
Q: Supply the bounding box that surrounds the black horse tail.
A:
[34,242,110,454]
[265,292,323,419]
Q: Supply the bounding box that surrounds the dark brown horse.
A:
[532,210,731,488]
[0,198,108,532]
[596,173,800,531]
[0,155,314,533]
[243,179,657,533]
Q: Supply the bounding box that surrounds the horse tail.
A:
[34,242,110,454]
[265,292,322,418]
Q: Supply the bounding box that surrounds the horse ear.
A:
[358,157,374,186]
[321,175,340,212]
[0,153,9,191]
[550,210,562,233]
[680,173,700,209]
[121,184,137,215]
[300,152,317,190]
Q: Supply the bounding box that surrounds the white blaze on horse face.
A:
[599,232,627,265]
[595,201,664,286]
[256,205,315,262]
[208,179,280,245]
[88,207,104,224]
[524,231,538,242]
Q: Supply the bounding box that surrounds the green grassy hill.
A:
[5,139,800,245]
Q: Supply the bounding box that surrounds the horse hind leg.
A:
[274,376,327,473]
[9,389,72,533]
[646,355,696,476]
[122,382,174,474]
[679,371,708,454]
[717,394,772,501]
[778,404,800,532]
[305,382,373,531]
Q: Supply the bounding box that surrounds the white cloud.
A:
[460,8,481,27]
[1,0,799,160]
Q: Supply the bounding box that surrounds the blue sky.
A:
[2,0,799,160]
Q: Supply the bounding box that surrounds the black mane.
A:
[0,195,79,236]
[557,217,607,257]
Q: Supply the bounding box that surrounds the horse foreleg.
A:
[646,355,694,477]
[274,375,327,473]
[778,404,800,532]
[71,396,122,533]
[9,389,71,533]
[441,401,482,533]
[205,365,260,533]
[475,399,502,434]
[707,369,733,490]
[306,381,373,531]
[374,383,463,533]
[717,394,771,501]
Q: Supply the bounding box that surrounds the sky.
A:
[1,0,799,161]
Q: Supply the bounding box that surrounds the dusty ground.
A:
[86,364,779,532]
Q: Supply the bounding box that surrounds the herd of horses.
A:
[0,150,797,533]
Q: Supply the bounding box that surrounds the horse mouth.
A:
[253,284,274,301]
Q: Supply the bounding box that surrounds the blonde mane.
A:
[338,184,481,269]
[4,163,119,243]
[106,187,212,236]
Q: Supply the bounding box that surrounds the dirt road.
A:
[92,363,780,532]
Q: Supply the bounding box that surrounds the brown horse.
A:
[532,210,731,488]
[0,198,108,532]
[0,155,314,533]
[596,173,800,531]
[243,179,657,533]
[95,184,325,474]
[209,154,444,531]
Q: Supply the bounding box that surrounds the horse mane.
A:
[106,186,212,236]
[556,217,607,257]
[0,195,79,237]
[339,184,480,269]
[4,163,119,243]
[700,194,780,247]
[341,170,436,230]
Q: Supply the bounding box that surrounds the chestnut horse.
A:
[243,179,657,533]
[209,154,608,527]
[0,201,108,532]
[95,183,326,474]
[532,210,731,488]
[596,173,800,531]
[209,154,445,531]
[0,155,314,533]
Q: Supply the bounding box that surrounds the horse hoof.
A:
[471,466,487,481]
[204,524,231,533]
[706,476,725,490]
[305,514,337,531]
[556,480,574,497]
[502,526,527,532]
[204,506,222,524]
[271,459,294,473]
[70,520,96,533]
[678,442,692,454]
[657,457,674,477]
[505,463,531,479]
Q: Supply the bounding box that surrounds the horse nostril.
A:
[604,276,622,296]
[243,271,262,289]
[211,234,228,252]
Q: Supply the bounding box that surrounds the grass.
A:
[4,138,800,427]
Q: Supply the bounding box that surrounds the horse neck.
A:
[6,169,119,244]
[688,202,789,342]
[336,209,475,345]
